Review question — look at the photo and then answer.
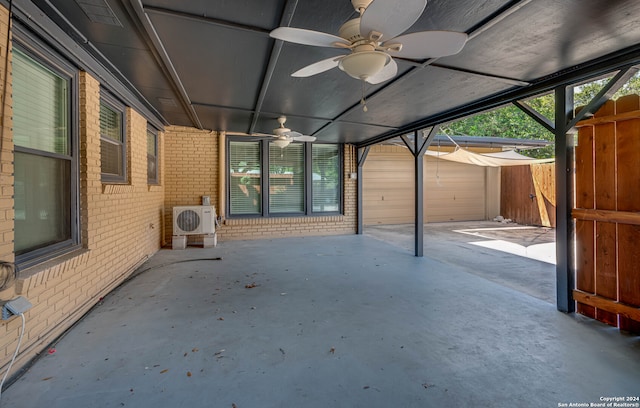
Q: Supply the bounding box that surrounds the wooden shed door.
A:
[573,95,640,333]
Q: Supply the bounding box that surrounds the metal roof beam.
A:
[249,0,300,135]
[566,66,639,131]
[143,5,271,36]
[512,100,555,133]
[123,0,203,129]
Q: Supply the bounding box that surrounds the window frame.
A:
[99,90,127,183]
[226,137,342,218]
[12,30,81,269]
[147,126,159,185]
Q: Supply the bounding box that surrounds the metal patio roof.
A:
[26,0,640,146]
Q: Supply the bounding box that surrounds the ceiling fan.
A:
[269,116,316,148]
[236,116,316,148]
[270,0,467,109]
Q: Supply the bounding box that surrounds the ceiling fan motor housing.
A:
[339,18,363,42]
[273,127,291,136]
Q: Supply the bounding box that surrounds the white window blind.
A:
[12,48,68,155]
[312,144,340,212]
[269,143,304,213]
[229,141,261,215]
[147,129,158,184]
[100,101,124,178]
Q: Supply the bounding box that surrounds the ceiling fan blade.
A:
[293,135,317,142]
[366,58,398,84]
[292,55,344,77]
[360,0,427,42]
[270,27,350,48]
[385,31,467,59]
[285,130,302,138]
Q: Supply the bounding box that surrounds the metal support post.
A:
[555,85,575,313]
[357,146,370,235]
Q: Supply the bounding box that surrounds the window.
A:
[228,139,341,217]
[12,43,78,266]
[147,127,159,184]
[229,141,261,215]
[269,143,304,213]
[100,93,126,182]
[312,144,340,212]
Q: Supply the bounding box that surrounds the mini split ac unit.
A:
[173,205,216,235]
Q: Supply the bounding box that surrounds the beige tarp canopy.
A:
[425,148,554,167]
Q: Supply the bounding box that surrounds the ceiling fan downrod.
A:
[351,0,373,14]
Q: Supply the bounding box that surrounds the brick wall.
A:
[0,63,164,376]
[162,129,357,242]
[163,126,218,244]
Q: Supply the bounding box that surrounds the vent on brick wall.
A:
[75,0,122,27]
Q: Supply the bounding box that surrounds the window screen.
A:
[312,144,340,212]
[229,141,261,215]
[269,143,304,213]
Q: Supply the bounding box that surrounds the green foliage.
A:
[439,93,555,159]
[574,72,640,107]
[439,71,640,159]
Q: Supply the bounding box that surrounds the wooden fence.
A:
[574,94,640,333]
[501,163,556,227]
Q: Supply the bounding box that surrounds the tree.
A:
[439,71,640,159]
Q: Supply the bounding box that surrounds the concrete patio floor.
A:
[366,221,557,303]
[2,224,639,407]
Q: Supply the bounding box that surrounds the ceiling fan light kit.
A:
[272,138,291,148]
[338,50,390,80]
